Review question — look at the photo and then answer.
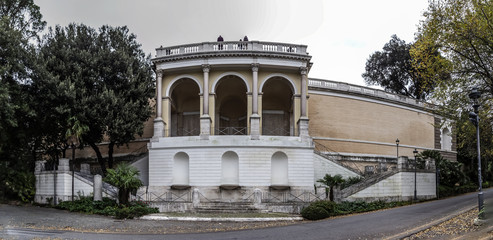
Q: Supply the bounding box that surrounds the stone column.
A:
[93,174,102,201]
[58,158,70,171]
[35,160,46,174]
[202,65,210,115]
[250,64,260,140]
[200,65,212,140]
[298,67,310,142]
[300,67,308,117]
[153,70,165,140]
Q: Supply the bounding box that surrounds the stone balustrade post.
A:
[58,158,70,171]
[35,160,46,174]
[192,188,200,207]
[253,188,262,206]
[93,174,102,201]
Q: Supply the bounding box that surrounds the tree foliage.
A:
[362,35,450,100]
[0,0,45,201]
[416,0,493,183]
[317,174,345,201]
[38,23,154,174]
[104,163,143,205]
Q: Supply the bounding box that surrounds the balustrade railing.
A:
[135,190,192,203]
[214,127,248,135]
[155,41,308,57]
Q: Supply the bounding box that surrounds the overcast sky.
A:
[35,0,429,87]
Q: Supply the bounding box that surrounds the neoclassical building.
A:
[145,40,455,208]
[34,40,456,211]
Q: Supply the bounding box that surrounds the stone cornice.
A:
[152,51,312,64]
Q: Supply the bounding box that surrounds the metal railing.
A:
[135,190,192,203]
[262,127,294,136]
[169,128,200,137]
[214,127,248,135]
[313,140,364,175]
[262,191,326,203]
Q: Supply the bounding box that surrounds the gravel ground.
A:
[404,208,493,240]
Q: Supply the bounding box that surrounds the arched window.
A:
[215,76,247,135]
[169,78,200,136]
[261,77,294,136]
[172,152,189,186]
[221,151,239,185]
[271,151,288,186]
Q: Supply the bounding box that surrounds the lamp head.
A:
[396,138,400,145]
[468,87,481,101]
[413,148,418,156]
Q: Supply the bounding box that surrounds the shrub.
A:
[310,200,337,216]
[56,196,158,219]
[301,205,329,220]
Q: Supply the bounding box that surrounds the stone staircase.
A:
[194,201,260,213]
[336,170,398,201]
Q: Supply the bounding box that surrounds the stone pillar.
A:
[253,188,262,206]
[200,65,212,140]
[397,156,407,171]
[192,188,200,207]
[298,67,310,142]
[250,64,260,140]
[202,65,210,115]
[58,158,70,171]
[153,70,165,140]
[251,64,259,115]
[93,174,102,201]
[300,67,308,117]
[35,160,46,174]
[80,163,91,175]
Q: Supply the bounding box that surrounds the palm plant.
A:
[317,174,345,201]
[104,163,143,205]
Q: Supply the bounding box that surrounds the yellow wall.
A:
[309,93,435,157]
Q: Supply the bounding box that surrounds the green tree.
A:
[416,0,493,182]
[418,150,469,187]
[0,0,45,201]
[317,174,345,201]
[362,35,449,100]
[104,163,143,205]
[38,24,154,174]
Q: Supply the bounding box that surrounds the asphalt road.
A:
[1,188,492,240]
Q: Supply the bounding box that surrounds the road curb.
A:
[140,215,304,222]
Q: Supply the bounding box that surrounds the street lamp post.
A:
[413,148,418,201]
[468,87,483,219]
[396,138,400,161]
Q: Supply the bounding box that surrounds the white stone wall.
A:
[131,155,149,186]
[35,171,112,204]
[347,171,436,201]
[148,136,314,188]
[313,154,360,181]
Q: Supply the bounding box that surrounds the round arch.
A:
[211,72,250,94]
[260,73,298,94]
[166,75,203,97]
